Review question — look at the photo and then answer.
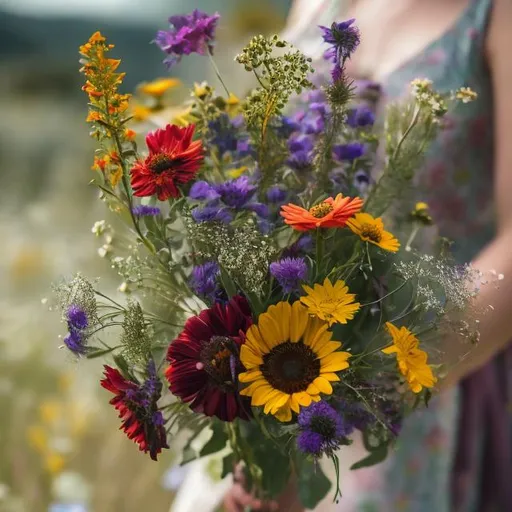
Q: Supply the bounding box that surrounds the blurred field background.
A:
[0,1,290,510]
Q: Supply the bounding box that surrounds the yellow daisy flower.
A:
[226,166,248,179]
[239,301,351,422]
[138,77,181,97]
[347,213,400,252]
[410,202,433,225]
[300,278,360,326]
[382,322,437,393]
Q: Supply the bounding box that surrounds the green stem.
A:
[208,49,230,97]
[405,225,420,252]
[315,229,325,280]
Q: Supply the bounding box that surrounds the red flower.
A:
[130,123,203,201]
[101,361,169,460]
[166,296,253,422]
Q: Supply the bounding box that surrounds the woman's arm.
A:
[441,0,512,387]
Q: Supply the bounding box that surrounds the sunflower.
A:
[239,301,351,422]
[280,194,363,232]
[382,322,437,393]
[300,278,360,326]
[347,213,400,252]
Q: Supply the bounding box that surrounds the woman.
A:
[224,0,512,510]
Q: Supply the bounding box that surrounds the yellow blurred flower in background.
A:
[138,78,181,97]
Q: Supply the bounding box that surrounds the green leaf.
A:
[199,421,228,458]
[112,354,133,380]
[350,444,388,470]
[221,453,235,479]
[297,458,332,509]
[86,346,118,359]
[220,267,238,298]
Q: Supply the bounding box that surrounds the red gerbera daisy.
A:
[101,361,169,460]
[166,296,253,422]
[130,123,203,201]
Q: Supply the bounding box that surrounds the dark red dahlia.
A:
[130,123,203,201]
[101,361,169,460]
[166,295,253,422]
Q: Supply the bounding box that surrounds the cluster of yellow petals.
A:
[347,213,400,252]
[382,322,437,393]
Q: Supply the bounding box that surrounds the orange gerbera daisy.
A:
[280,194,363,232]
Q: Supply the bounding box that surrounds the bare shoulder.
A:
[487,0,512,57]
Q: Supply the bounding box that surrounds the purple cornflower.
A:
[190,261,220,299]
[64,330,86,355]
[354,170,371,195]
[209,114,239,156]
[283,235,314,258]
[266,186,287,204]
[270,257,308,293]
[346,105,375,128]
[67,304,88,331]
[336,399,373,431]
[287,135,314,172]
[297,401,351,457]
[189,181,220,201]
[320,19,360,64]
[191,205,232,224]
[132,205,161,217]
[304,116,325,135]
[214,176,256,209]
[154,10,220,68]
[333,142,365,162]
[236,138,253,158]
[277,116,301,137]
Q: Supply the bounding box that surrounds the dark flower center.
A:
[310,415,337,439]
[360,223,382,243]
[148,153,177,174]
[261,341,320,394]
[200,336,235,390]
[309,203,333,219]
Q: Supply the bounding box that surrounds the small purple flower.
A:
[67,304,88,331]
[154,10,220,68]
[320,19,360,63]
[246,202,269,218]
[190,261,220,299]
[306,89,326,103]
[132,205,161,217]
[214,176,256,209]
[236,138,253,158]
[287,135,315,172]
[189,181,220,201]
[270,257,308,294]
[346,106,375,128]
[310,102,329,117]
[63,330,86,355]
[209,114,239,156]
[303,116,325,135]
[297,401,350,457]
[191,205,232,224]
[354,170,371,195]
[333,142,365,162]
[266,186,287,204]
[283,235,314,258]
[277,116,301,137]
[288,135,314,154]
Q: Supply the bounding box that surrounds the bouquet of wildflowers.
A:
[51,11,495,507]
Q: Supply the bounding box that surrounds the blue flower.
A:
[132,205,161,217]
[297,401,351,457]
[64,330,86,355]
[214,176,256,209]
[287,135,315,172]
[319,19,360,63]
[236,138,253,158]
[246,202,270,218]
[288,135,314,154]
[190,261,220,299]
[191,205,232,223]
[209,114,238,156]
[283,235,314,258]
[189,181,220,201]
[303,116,325,135]
[67,304,88,331]
[270,257,308,294]
[346,106,375,128]
[333,142,365,162]
[277,116,301,137]
[154,10,220,68]
[266,186,287,204]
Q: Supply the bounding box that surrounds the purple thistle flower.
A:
[154,10,220,68]
[64,330,86,355]
[132,205,161,217]
[319,19,360,63]
[333,142,365,162]
[67,304,88,331]
[346,106,375,128]
[270,257,308,294]
[297,401,350,457]
[266,186,287,204]
[191,205,232,224]
[189,181,220,201]
[190,261,220,299]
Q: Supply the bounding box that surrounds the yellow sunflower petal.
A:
[238,369,263,383]
[293,392,313,407]
[258,307,285,349]
[320,351,351,373]
[381,345,398,355]
[289,394,301,413]
[316,341,343,358]
[306,382,321,395]
[239,345,263,369]
[319,372,341,382]
[239,378,269,395]
[245,325,272,355]
[252,385,277,406]
[268,393,290,414]
[290,300,309,342]
[275,403,292,422]
[312,376,333,395]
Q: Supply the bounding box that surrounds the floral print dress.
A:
[292,1,508,511]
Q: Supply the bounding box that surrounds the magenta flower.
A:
[155,10,220,68]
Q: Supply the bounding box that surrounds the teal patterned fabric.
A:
[362,1,495,511]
